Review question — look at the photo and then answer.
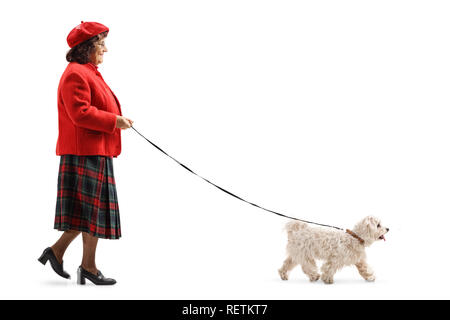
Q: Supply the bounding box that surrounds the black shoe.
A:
[77,266,116,285]
[38,247,71,279]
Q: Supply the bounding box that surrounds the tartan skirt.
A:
[54,154,121,239]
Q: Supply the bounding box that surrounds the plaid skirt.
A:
[54,155,121,239]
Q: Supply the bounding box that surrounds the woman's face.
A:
[90,37,108,65]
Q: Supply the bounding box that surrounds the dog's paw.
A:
[321,275,334,284]
[278,269,288,281]
[309,273,320,282]
[365,275,376,282]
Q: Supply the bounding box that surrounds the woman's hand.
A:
[116,115,134,129]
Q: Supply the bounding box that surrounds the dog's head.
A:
[353,216,389,246]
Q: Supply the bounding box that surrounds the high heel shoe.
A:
[38,247,71,279]
[77,266,116,285]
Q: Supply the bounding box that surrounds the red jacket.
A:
[56,62,122,157]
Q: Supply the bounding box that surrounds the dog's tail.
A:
[285,221,307,239]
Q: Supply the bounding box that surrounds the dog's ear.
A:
[364,216,378,230]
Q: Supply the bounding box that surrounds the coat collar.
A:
[85,62,102,77]
[86,62,99,71]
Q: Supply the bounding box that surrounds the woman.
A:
[38,21,133,285]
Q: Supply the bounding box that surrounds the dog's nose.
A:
[386,228,389,232]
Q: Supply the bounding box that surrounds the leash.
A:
[131,125,345,231]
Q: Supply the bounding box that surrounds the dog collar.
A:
[346,229,365,245]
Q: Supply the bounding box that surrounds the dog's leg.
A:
[320,261,338,284]
[301,258,320,282]
[278,256,297,280]
[355,259,376,282]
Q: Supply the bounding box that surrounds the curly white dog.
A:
[278,216,389,284]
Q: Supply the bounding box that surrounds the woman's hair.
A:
[66,31,108,64]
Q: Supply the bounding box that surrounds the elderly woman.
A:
[38,21,133,285]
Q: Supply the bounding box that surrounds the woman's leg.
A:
[51,230,81,263]
[81,232,99,275]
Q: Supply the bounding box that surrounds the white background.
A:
[0,0,449,300]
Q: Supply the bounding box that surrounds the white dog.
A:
[278,216,389,284]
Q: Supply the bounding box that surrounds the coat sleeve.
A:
[60,72,117,134]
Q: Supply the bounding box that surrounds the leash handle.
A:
[131,125,344,231]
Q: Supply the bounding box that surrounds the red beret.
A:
[67,21,109,48]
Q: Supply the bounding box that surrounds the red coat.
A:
[56,62,122,157]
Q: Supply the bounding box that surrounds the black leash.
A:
[131,125,344,231]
